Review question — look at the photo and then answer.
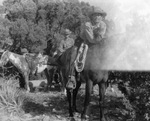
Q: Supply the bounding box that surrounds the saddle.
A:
[74,43,88,72]
[23,53,45,75]
[24,53,37,61]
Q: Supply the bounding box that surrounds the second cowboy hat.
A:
[63,29,72,35]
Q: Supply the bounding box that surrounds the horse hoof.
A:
[74,112,80,118]
[67,117,76,121]
[102,117,106,121]
[81,115,90,121]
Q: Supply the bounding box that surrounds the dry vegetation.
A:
[0,77,49,121]
[0,76,136,121]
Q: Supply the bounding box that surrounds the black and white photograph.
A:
[0,0,150,120]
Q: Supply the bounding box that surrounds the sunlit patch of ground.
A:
[16,80,131,121]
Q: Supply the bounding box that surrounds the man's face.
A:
[92,14,103,24]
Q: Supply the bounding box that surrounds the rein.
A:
[1,65,14,69]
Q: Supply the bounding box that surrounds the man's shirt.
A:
[58,37,75,53]
[80,21,106,44]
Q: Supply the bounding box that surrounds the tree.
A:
[2,0,97,53]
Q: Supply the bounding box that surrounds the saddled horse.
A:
[0,50,55,91]
[57,33,127,121]
[46,43,67,92]
[54,44,81,117]
[57,42,108,121]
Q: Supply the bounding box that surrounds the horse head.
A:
[0,50,9,66]
[49,44,58,57]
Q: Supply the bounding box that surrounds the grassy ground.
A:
[0,79,133,121]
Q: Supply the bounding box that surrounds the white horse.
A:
[0,50,53,91]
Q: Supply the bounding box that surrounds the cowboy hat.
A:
[63,29,72,35]
[90,7,107,17]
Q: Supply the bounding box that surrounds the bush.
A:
[0,78,44,121]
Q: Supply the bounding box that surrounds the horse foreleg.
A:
[24,73,30,92]
[99,82,106,121]
[59,69,65,94]
[73,81,81,112]
[66,88,74,117]
[81,79,93,120]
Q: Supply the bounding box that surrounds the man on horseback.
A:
[55,29,75,59]
[74,7,107,73]
[80,7,107,45]
[65,8,107,89]
[49,29,76,89]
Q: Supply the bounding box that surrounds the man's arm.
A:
[99,21,106,38]
[84,22,97,43]
[58,40,65,53]
[94,21,106,42]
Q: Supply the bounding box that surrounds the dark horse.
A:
[80,43,109,121]
[55,38,108,121]
[58,33,127,121]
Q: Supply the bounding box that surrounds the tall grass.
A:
[0,77,44,121]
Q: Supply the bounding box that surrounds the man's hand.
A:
[93,27,101,38]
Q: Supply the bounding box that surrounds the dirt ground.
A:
[23,80,130,121]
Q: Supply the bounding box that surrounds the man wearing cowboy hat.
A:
[51,29,76,89]
[80,7,107,44]
[73,7,107,84]
[57,29,75,56]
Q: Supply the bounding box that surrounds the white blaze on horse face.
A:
[37,53,43,58]
[37,64,47,73]
[53,50,58,56]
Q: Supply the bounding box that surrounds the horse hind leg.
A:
[98,82,107,121]
[18,73,26,89]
